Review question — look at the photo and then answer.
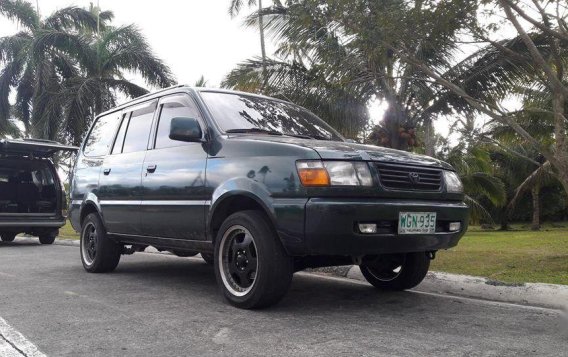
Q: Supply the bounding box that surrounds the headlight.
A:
[444,171,463,193]
[296,161,373,187]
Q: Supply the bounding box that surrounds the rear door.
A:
[0,139,78,219]
[97,101,157,235]
[140,94,208,240]
[0,139,79,157]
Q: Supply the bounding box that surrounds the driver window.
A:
[155,95,202,149]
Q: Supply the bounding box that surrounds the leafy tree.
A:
[49,24,175,145]
[442,143,506,224]
[225,0,538,151]
[0,0,106,136]
[0,0,175,145]
[228,0,282,84]
[387,0,568,196]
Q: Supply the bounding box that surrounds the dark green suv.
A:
[69,86,469,308]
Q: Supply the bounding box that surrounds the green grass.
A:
[432,222,568,285]
[59,220,79,240]
[58,221,568,285]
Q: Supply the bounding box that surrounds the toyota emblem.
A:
[409,172,421,184]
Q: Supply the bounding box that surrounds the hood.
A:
[233,135,453,170]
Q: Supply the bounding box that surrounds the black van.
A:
[0,139,78,244]
[70,86,469,308]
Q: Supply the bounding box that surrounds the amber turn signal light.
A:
[296,161,330,186]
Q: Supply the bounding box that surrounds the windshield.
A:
[200,91,344,141]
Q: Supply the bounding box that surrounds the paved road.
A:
[0,239,566,357]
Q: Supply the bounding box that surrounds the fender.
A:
[208,177,276,232]
[70,192,104,231]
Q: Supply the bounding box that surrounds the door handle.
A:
[103,168,111,175]
[146,164,157,173]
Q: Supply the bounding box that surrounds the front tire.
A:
[80,213,121,273]
[359,252,430,291]
[0,232,16,242]
[214,210,293,309]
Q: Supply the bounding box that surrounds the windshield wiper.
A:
[225,128,283,135]
[284,133,332,141]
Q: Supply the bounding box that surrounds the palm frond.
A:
[507,161,557,213]
[44,6,98,31]
[99,25,176,88]
[0,0,39,30]
[464,195,495,224]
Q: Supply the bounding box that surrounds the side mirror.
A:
[169,117,203,142]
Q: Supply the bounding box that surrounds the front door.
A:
[140,94,208,240]
[98,101,157,235]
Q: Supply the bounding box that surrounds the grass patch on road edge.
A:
[432,224,568,285]
[59,220,79,240]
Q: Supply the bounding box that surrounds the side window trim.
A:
[120,99,158,154]
[109,112,125,155]
[110,112,131,155]
[150,93,205,150]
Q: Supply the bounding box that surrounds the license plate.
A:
[398,212,437,234]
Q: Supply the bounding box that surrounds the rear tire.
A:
[359,252,430,291]
[214,210,293,309]
[0,232,16,242]
[38,231,57,245]
[80,213,121,273]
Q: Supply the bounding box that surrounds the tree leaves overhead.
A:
[0,0,176,144]
[0,0,39,30]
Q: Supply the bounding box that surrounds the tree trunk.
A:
[424,119,435,156]
[258,0,267,88]
[499,207,510,231]
[531,186,540,231]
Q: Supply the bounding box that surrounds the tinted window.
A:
[200,92,343,141]
[122,104,156,153]
[111,114,129,154]
[83,113,121,157]
[155,96,201,149]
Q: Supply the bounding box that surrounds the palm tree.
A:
[488,88,562,231]
[0,1,175,145]
[223,57,370,138]
[226,1,555,152]
[47,25,176,145]
[442,143,507,224]
[228,0,283,85]
[0,0,106,137]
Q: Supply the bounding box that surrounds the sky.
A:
[0,0,271,87]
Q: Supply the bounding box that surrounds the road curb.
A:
[45,237,568,310]
[312,265,568,310]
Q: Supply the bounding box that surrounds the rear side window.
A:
[122,102,156,153]
[155,95,202,149]
[83,113,121,157]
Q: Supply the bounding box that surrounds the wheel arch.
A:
[208,179,278,245]
[79,195,104,227]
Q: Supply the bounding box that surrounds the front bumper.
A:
[303,198,469,256]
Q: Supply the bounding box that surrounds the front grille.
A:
[375,163,442,191]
